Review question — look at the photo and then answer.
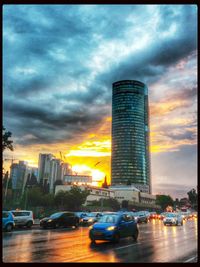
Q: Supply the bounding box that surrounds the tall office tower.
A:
[38,153,54,186]
[111,80,151,193]
[10,161,32,197]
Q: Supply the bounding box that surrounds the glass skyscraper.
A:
[111,80,151,193]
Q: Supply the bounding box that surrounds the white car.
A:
[11,210,34,228]
[163,213,183,226]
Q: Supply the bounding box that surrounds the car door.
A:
[118,215,129,237]
[3,212,9,227]
[62,213,73,227]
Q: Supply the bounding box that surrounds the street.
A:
[3,219,197,263]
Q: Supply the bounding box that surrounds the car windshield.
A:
[98,215,118,223]
[167,213,177,217]
[50,212,63,219]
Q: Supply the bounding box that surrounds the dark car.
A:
[89,213,139,243]
[2,211,15,232]
[40,211,79,229]
[132,211,149,223]
[80,212,103,226]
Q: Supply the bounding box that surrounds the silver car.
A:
[11,210,34,228]
[163,213,183,226]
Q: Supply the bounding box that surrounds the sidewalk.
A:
[34,219,40,225]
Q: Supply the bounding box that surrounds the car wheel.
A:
[112,233,120,243]
[26,221,33,229]
[176,221,178,226]
[145,219,148,223]
[133,229,139,241]
[5,224,13,232]
[75,221,79,228]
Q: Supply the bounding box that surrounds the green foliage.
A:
[26,186,44,207]
[156,195,174,210]
[42,193,55,207]
[121,200,129,209]
[187,188,197,209]
[55,186,90,211]
[2,126,14,152]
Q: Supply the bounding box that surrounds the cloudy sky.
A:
[3,4,197,198]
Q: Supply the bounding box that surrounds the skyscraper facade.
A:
[111,80,151,193]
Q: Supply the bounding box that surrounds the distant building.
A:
[111,80,151,193]
[38,153,74,193]
[63,174,92,185]
[55,184,114,206]
[55,184,157,208]
[10,161,32,197]
[38,153,54,185]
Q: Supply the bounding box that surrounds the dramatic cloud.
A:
[3,5,197,197]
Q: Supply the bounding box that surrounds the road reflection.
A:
[3,219,197,263]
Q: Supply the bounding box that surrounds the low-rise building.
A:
[55,184,114,205]
[63,175,92,185]
[109,185,140,203]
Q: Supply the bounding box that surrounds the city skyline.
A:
[3,5,197,198]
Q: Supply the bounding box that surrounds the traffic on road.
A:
[2,209,198,263]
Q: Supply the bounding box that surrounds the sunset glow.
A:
[3,5,197,198]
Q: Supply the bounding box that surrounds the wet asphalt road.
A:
[3,219,197,263]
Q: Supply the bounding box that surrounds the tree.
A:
[53,179,64,193]
[54,190,68,210]
[156,195,174,210]
[25,187,44,207]
[103,198,120,211]
[121,200,129,210]
[42,193,55,207]
[26,172,38,187]
[102,176,108,188]
[67,185,90,211]
[2,126,14,152]
[187,189,197,209]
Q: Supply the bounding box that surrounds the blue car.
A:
[89,213,138,243]
[2,211,15,232]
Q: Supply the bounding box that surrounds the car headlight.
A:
[47,219,52,223]
[89,225,93,230]
[88,218,94,222]
[106,226,116,231]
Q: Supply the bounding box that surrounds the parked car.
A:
[163,213,183,226]
[89,213,139,243]
[2,211,15,232]
[80,212,103,226]
[10,210,34,228]
[40,211,79,229]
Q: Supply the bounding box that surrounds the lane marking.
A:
[114,242,141,250]
[184,256,197,262]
